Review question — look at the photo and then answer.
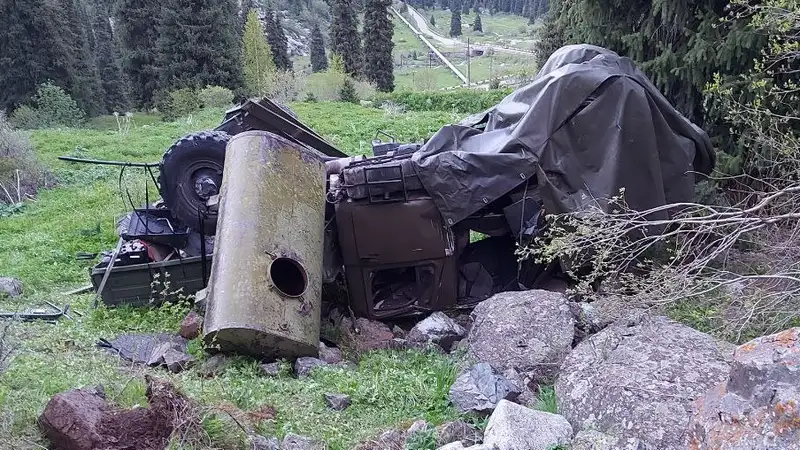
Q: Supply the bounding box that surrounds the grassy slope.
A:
[0,103,469,449]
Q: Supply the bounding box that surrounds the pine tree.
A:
[310,24,329,72]
[92,1,130,112]
[329,0,363,78]
[117,0,162,108]
[265,9,292,71]
[339,77,359,103]
[430,15,436,27]
[473,12,483,32]
[242,9,276,96]
[0,0,104,115]
[449,0,463,37]
[363,0,394,92]
[155,0,243,93]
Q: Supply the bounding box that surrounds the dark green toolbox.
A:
[89,255,213,307]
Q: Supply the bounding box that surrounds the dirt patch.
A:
[39,376,198,450]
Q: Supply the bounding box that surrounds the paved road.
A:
[405,5,535,56]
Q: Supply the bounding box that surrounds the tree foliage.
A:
[473,12,482,32]
[91,1,130,113]
[242,9,276,96]
[449,0,463,37]
[329,0,364,77]
[116,0,162,108]
[310,24,329,73]
[363,0,395,91]
[265,8,292,72]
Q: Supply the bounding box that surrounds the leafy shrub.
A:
[300,71,376,102]
[265,70,300,103]
[339,78,359,103]
[0,112,50,204]
[9,82,85,129]
[374,88,513,113]
[198,85,234,109]
[157,88,201,122]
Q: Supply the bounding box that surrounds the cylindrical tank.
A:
[202,130,326,360]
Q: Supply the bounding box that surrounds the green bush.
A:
[198,85,234,109]
[9,82,85,129]
[157,88,201,122]
[300,71,376,102]
[340,78,360,103]
[373,88,514,113]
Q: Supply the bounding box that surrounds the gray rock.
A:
[437,443,465,450]
[250,434,280,450]
[688,327,800,450]
[260,362,281,377]
[407,419,430,435]
[392,325,407,338]
[318,342,343,364]
[570,430,646,450]
[408,312,467,352]
[484,400,573,450]
[449,362,521,415]
[281,433,326,450]
[0,277,22,298]
[435,420,481,446]
[199,354,231,378]
[294,357,327,378]
[468,290,574,382]
[163,348,195,373]
[556,314,734,450]
[324,393,351,411]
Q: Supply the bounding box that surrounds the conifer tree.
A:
[430,15,436,27]
[242,9,276,96]
[449,0,463,37]
[59,0,105,116]
[117,0,162,108]
[310,24,329,73]
[363,0,395,92]
[155,0,243,93]
[329,0,363,77]
[92,1,130,112]
[265,9,292,71]
[473,12,483,31]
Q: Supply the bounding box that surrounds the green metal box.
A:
[90,255,213,307]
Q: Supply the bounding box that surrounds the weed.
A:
[405,427,437,450]
[534,385,558,414]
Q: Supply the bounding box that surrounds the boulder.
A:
[179,311,202,339]
[39,378,190,450]
[0,277,22,298]
[688,327,800,450]
[38,388,108,450]
[407,312,466,352]
[294,357,327,378]
[407,419,430,435]
[435,419,481,446]
[340,317,396,354]
[353,429,406,450]
[260,362,281,377]
[556,314,734,450]
[570,430,646,450]
[250,434,281,450]
[468,290,574,382]
[437,443,465,450]
[318,342,343,364]
[324,393,351,411]
[449,362,521,415]
[483,399,573,450]
[162,348,195,373]
[198,354,231,378]
[282,433,326,450]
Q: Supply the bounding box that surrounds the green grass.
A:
[0,102,463,449]
[419,8,535,49]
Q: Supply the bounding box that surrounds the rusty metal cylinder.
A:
[202,130,326,360]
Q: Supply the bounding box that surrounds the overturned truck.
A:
[95,44,716,359]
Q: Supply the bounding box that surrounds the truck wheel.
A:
[158,131,230,235]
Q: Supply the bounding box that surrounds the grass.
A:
[0,102,462,449]
[410,8,536,51]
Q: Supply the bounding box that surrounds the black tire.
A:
[158,131,230,236]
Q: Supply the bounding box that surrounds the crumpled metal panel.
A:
[203,131,326,360]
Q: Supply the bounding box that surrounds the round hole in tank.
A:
[269,257,309,297]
